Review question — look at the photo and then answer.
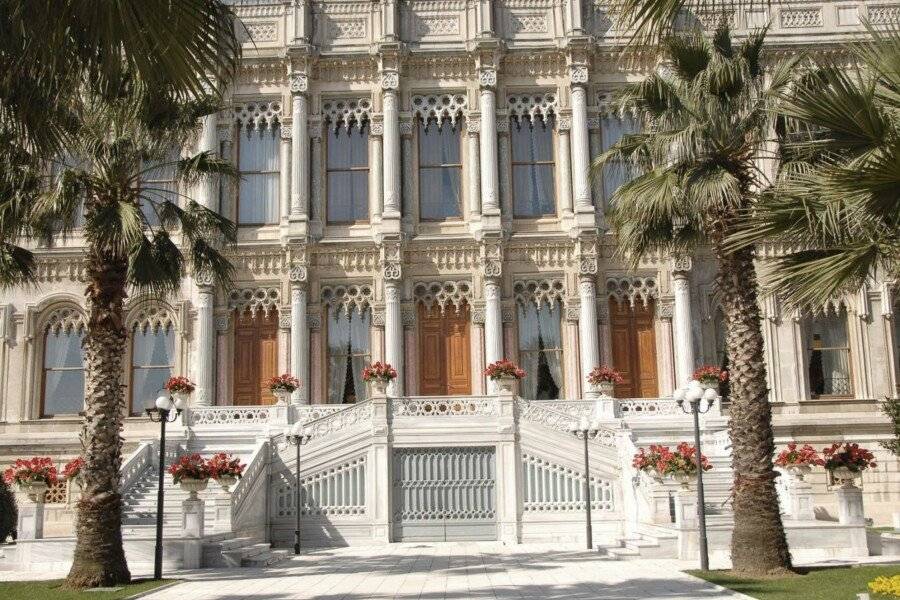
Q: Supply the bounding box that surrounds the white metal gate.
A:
[392,447,497,541]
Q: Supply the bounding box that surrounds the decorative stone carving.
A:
[671,256,692,273]
[214,314,230,332]
[289,263,308,283]
[513,279,565,308]
[565,306,581,322]
[370,119,384,135]
[44,306,86,335]
[399,119,413,136]
[577,237,598,275]
[127,304,176,333]
[245,21,278,42]
[471,307,486,324]
[508,93,558,124]
[234,101,282,129]
[401,308,417,327]
[781,8,822,28]
[569,65,589,85]
[411,93,467,127]
[510,13,549,34]
[480,240,503,278]
[320,284,373,314]
[501,307,515,323]
[414,281,473,314]
[657,300,674,319]
[478,67,497,88]
[606,276,659,308]
[194,269,215,287]
[289,72,308,94]
[327,18,367,39]
[280,125,292,140]
[557,116,572,131]
[278,312,292,328]
[371,310,386,327]
[381,70,400,90]
[228,287,281,318]
[307,313,321,330]
[466,118,480,134]
[415,15,461,37]
[380,242,403,281]
[322,98,373,130]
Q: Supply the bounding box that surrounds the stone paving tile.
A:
[128,542,753,600]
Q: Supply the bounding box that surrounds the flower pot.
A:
[495,375,518,394]
[273,388,292,405]
[172,391,190,409]
[368,378,389,397]
[698,380,719,390]
[215,476,238,493]
[787,465,812,481]
[596,381,615,398]
[16,481,48,502]
[829,466,860,487]
[670,473,695,489]
[179,478,208,500]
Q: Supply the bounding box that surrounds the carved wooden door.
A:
[418,304,471,396]
[609,299,659,398]
[233,310,279,405]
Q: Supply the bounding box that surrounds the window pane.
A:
[419,120,460,166]
[131,367,172,414]
[239,126,280,171]
[43,370,85,416]
[238,173,279,224]
[511,118,554,162]
[808,313,852,396]
[44,331,84,368]
[327,172,353,222]
[351,172,369,221]
[326,307,371,404]
[132,327,174,367]
[513,164,555,217]
[419,168,461,220]
[600,116,639,203]
[327,123,369,169]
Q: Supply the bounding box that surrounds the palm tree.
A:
[22,80,237,588]
[591,26,798,575]
[731,24,900,308]
[607,0,760,42]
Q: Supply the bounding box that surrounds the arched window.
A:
[130,322,175,415]
[418,117,462,220]
[41,313,85,417]
[516,300,564,399]
[237,122,281,225]
[326,120,370,224]
[806,307,853,398]
[511,115,556,217]
[599,114,640,205]
[326,306,371,404]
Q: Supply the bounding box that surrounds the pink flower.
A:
[362,362,398,382]
[164,376,195,394]
[588,366,624,386]
[692,366,728,385]
[483,359,526,380]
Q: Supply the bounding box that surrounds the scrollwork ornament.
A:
[570,65,589,85]
[194,269,215,287]
[471,308,486,324]
[383,263,402,280]
[565,306,581,322]
[579,257,598,275]
[289,264,308,283]
[381,71,399,90]
[289,72,308,94]
[372,310,386,327]
[478,68,497,88]
[280,125,292,140]
[670,256,692,273]
[484,261,502,278]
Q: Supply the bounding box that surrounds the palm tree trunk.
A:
[716,243,793,575]
[65,252,131,587]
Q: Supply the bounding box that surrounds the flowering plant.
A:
[3,457,58,486]
[774,442,824,468]
[62,457,85,481]
[692,366,728,386]
[166,454,210,483]
[657,442,712,477]
[267,374,300,393]
[822,443,877,473]
[868,574,900,598]
[587,366,624,386]
[632,445,669,474]
[483,359,526,380]
[206,453,245,481]
[164,376,195,394]
[362,362,398,382]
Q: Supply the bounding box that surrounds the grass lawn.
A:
[689,565,900,600]
[0,578,176,600]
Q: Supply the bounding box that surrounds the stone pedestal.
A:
[787,479,816,521]
[592,396,615,420]
[495,389,520,545]
[646,483,673,525]
[673,489,697,529]
[835,485,865,526]
[15,492,45,540]
[892,511,900,532]
[182,498,205,569]
[213,494,232,533]
[369,393,391,543]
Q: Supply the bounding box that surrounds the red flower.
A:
[588,366,624,386]
[164,376,195,394]
[774,442,825,468]
[483,359,526,380]
[167,453,210,483]
[62,457,85,480]
[822,443,877,472]
[3,457,58,486]
[362,362,398,382]
[206,453,245,480]
[692,366,728,385]
[267,374,300,393]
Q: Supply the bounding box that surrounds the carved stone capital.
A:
[194,269,215,288]
[381,70,399,90]
[570,65,589,85]
[670,256,693,274]
[289,263,308,283]
[471,308,486,325]
[372,310,386,327]
[280,125,292,140]
[565,306,581,322]
[214,314,230,332]
[657,300,675,319]
[478,67,497,88]
[289,72,309,94]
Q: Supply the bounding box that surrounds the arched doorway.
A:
[233,309,279,405]
[418,303,471,396]
[609,299,659,398]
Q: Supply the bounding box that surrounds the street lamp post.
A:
[674,381,718,571]
[145,392,186,580]
[568,416,603,551]
[286,422,312,555]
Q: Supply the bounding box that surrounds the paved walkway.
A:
[139,542,751,600]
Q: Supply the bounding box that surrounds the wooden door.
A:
[233,310,279,405]
[609,299,659,398]
[418,304,471,396]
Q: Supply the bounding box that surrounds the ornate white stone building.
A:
[1,0,898,567]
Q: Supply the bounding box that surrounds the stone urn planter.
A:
[214,476,238,493]
[786,464,812,481]
[368,378,390,397]
[179,478,208,500]
[829,466,861,488]
[670,473,695,490]
[273,389,292,405]
[17,480,48,502]
[495,375,518,394]
[171,390,191,409]
[595,381,615,397]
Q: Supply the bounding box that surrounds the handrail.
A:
[391,396,498,417]
[303,400,373,442]
[231,440,269,531]
[119,441,154,494]
[517,398,618,447]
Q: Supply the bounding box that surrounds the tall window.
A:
[50,154,86,228]
[130,324,175,414]
[600,115,640,205]
[237,124,280,225]
[511,116,556,217]
[326,121,369,224]
[418,118,462,220]
[327,306,371,404]
[42,326,85,416]
[139,148,180,226]
[807,310,853,397]
[517,301,564,399]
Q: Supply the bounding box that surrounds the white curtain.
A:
[43,330,85,415]
[511,117,555,217]
[517,303,541,400]
[327,307,350,404]
[419,119,462,219]
[538,301,564,397]
[131,325,174,414]
[349,308,371,402]
[600,115,639,205]
[238,125,280,224]
[815,313,851,395]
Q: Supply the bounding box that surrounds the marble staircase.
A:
[122,469,220,529]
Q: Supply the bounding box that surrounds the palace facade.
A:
[1,1,898,562]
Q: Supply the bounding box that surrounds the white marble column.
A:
[384,280,403,396]
[578,276,601,399]
[467,119,481,218]
[290,73,309,220]
[484,279,503,365]
[290,278,309,405]
[279,126,291,219]
[195,275,216,406]
[369,123,383,221]
[570,67,593,213]
[672,258,695,388]
[479,68,500,215]
[382,72,401,217]
[557,117,574,218]
[199,114,218,211]
[219,129,234,220]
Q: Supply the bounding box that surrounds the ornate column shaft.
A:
[279,126,291,219]
[219,128,234,220]
[290,74,309,220]
[479,68,500,214]
[467,119,481,218]
[290,275,309,405]
[672,258,696,387]
[557,117,574,218]
[382,72,401,217]
[370,122,384,221]
[570,67,592,212]
[384,281,403,396]
[578,276,600,398]
[199,114,218,211]
[484,280,503,366]
[195,274,216,406]
[310,124,323,222]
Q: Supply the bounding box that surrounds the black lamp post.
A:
[674,381,717,571]
[286,422,312,555]
[145,392,184,580]
[569,416,602,551]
